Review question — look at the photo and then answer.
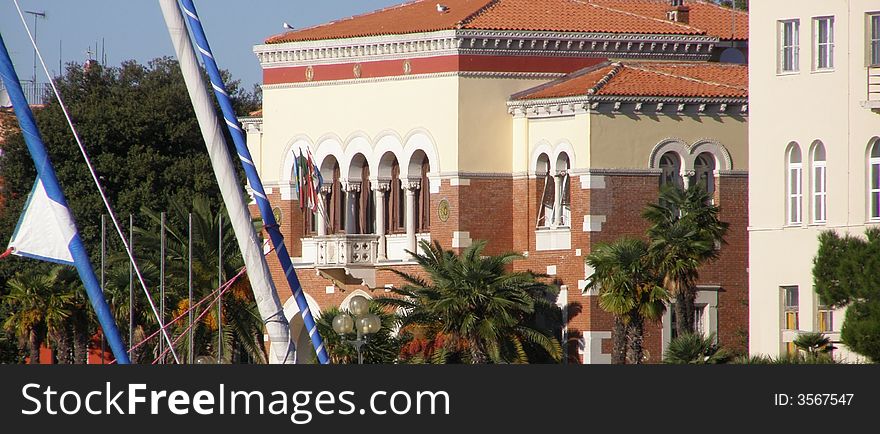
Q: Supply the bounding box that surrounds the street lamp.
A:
[332,295,381,364]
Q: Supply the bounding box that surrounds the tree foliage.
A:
[643,184,728,337]
[379,240,562,364]
[585,237,667,364]
[0,58,260,363]
[813,228,880,362]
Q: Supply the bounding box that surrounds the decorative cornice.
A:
[509,95,748,119]
[255,29,719,69]
[239,116,263,133]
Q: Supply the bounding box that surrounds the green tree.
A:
[379,240,562,364]
[643,184,729,337]
[2,265,80,363]
[793,332,833,360]
[663,333,731,364]
[813,228,880,362]
[0,58,260,363]
[585,238,667,364]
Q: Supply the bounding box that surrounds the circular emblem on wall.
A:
[305,65,314,81]
[438,199,450,222]
[403,59,412,75]
[353,63,362,78]
[273,207,283,225]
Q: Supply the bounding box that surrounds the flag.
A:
[7,178,76,265]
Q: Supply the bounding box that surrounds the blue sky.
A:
[0,0,401,88]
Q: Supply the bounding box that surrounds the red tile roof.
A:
[590,0,748,40]
[513,61,748,100]
[266,0,745,44]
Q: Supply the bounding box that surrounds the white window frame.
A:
[812,144,827,223]
[870,13,880,67]
[788,146,803,225]
[779,19,800,73]
[813,16,834,70]
[870,141,880,221]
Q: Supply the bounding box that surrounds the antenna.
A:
[24,10,46,85]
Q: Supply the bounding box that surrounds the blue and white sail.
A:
[0,31,131,364]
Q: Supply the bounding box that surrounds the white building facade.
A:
[749,0,880,361]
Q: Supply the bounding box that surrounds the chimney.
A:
[666,0,690,24]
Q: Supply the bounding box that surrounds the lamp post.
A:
[331,295,381,364]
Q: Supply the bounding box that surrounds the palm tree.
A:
[643,184,728,337]
[793,332,834,360]
[2,265,75,364]
[3,268,51,363]
[585,237,667,364]
[663,332,731,364]
[379,240,562,364]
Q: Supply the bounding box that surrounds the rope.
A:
[12,0,180,364]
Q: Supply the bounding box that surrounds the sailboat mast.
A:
[157,0,296,364]
[178,0,329,364]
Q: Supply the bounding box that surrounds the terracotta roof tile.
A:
[266,0,493,43]
[266,0,734,44]
[514,61,748,100]
[590,0,748,40]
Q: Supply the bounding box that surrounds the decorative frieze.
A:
[255,29,719,69]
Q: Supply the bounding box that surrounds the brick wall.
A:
[257,172,749,363]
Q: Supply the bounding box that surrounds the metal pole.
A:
[129,214,134,354]
[101,214,106,365]
[188,213,193,364]
[160,212,165,364]
[217,213,222,364]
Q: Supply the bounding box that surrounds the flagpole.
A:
[0,31,130,364]
[178,0,329,364]
[158,0,297,364]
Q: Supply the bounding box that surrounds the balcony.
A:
[300,233,431,267]
[863,66,880,110]
[303,234,379,267]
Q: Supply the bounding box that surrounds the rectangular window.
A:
[813,161,827,223]
[817,305,834,332]
[789,163,803,224]
[779,20,800,73]
[871,14,880,66]
[783,286,799,330]
[814,17,834,70]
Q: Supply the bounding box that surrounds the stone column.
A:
[317,185,331,236]
[343,181,361,234]
[405,180,419,255]
[553,171,565,227]
[374,182,390,261]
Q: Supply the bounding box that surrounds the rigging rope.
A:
[12,0,180,363]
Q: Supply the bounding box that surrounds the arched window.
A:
[870,140,880,220]
[659,152,683,188]
[692,152,716,196]
[787,144,803,225]
[811,142,827,223]
[536,153,553,228]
